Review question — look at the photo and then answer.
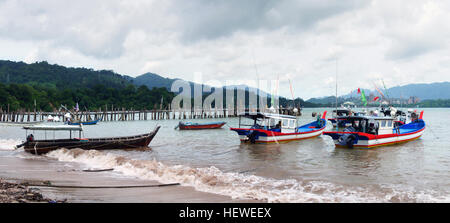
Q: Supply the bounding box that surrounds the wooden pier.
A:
[0,107,301,123]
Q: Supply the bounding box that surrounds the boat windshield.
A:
[238,114,297,131]
[333,109,350,116]
[346,117,394,135]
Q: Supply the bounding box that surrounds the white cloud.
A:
[0,0,449,100]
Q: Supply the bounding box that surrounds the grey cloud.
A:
[0,0,170,59]
[0,1,129,58]
[0,0,367,59]
[175,0,367,42]
[386,41,439,61]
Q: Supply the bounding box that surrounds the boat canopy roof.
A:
[346,116,394,121]
[238,112,296,120]
[333,109,350,113]
[23,125,83,131]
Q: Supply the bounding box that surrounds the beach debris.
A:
[82,168,114,172]
[0,179,66,203]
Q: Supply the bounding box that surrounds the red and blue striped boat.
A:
[176,121,226,130]
[230,111,327,143]
[323,111,425,149]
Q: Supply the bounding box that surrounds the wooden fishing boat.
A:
[323,111,425,149]
[230,111,327,143]
[176,121,226,130]
[15,125,161,155]
[67,118,101,125]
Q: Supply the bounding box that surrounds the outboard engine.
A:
[337,127,357,148]
[15,134,34,149]
[247,130,258,144]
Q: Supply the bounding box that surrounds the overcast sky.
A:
[1,0,449,99]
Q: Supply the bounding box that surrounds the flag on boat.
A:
[357,88,361,94]
[373,96,380,101]
[361,89,367,106]
[382,79,390,98]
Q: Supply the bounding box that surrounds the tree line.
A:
[0,83,174,112]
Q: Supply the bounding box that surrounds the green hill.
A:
[133,72,178,90]
[0,60,319,111]
[0,60,173,111]
[0,60,132,89]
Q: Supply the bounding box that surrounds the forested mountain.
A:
[340,83,450,100]
[0,83,173,111]
[385,82,450,100]
[0,60,132,89]
[0,60,173,111]
[133,72,178,90]
[11,60,449,111]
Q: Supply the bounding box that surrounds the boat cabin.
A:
[23,125,84,140]
[332,109,351,117]
[237,112,298,133]
[345,116,395,135]
[342,101,356,109]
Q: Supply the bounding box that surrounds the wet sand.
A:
[0,156,256,203]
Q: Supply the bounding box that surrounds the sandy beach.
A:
[0,156,255,203]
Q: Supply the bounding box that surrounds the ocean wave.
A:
[0,139,22,151]
[46,148,449,203]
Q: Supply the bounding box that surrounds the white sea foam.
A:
[0,139,22,151]
[46,148,449,203]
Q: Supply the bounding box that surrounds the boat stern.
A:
[230,128,266,143]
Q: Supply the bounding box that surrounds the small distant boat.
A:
[67,118,101,125]
[230,111,327,143]
[175,121,226,130]
[323,111,425,149]
[15,125,160,155]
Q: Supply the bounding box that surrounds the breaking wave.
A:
[46,148,449,203]
[0,139,22,151]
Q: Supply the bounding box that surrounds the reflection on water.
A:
[238,143,283,161]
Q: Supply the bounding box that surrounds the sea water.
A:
[1,108,449,202]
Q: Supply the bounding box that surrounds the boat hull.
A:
[67,118,101,125]
[324,124,425,149]
[178,122,226,130]
[23,126,160,155]
[230,126,326,143]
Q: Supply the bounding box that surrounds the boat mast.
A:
[289,79,298,126]
[252,47,260,112]
[335,58,338,130]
